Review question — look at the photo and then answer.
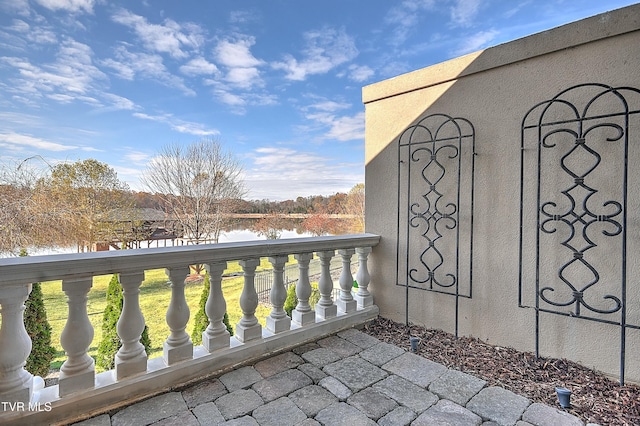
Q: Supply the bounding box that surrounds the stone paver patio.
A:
[70,328,590,426]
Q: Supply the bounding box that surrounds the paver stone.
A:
[372,375,438,414]
[251,397,307,426]
[359,342,405,366]
[522,402,583,426]
[219,366,262,391]
[382,352,447,388]
[466,386,531,426]
[346,387,397,420]
[254,352,304,378]
[322,355,387,392]
[317,336,362,357]
[337,329,381,349]
[429,369,486,405]
[315,402,377,426]
[111,392,187,426]
[214,389,264,420]
[412,399,482,426]
[289,384,338,416]
[252,368,312,402]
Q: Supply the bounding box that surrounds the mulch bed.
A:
[363,317,640,426]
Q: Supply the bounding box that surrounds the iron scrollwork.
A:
[397,113,475,336]
[519,83,640,384]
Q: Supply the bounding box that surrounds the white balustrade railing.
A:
[0,233,379,425]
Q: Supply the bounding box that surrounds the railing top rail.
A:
[0,233,380,286]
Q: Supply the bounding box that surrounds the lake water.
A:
[13,228,316,257]
[218,228,314,243]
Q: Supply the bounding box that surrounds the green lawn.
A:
[40,257,280,370]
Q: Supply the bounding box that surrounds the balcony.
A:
[0,234,380,425]
[2,5,640,425]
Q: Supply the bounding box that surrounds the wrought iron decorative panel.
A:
[519,83,640,384]
[396,113,475,336]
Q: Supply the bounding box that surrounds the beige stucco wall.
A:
[364,4,640,383]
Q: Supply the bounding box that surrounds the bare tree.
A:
[141,139,245,244]
[0,157,56,255]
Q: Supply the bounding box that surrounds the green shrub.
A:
[284,283,297,317]
[24,282,56,377]
[96,274,151,371]
[192,273,233,345]
[284,282,320,317]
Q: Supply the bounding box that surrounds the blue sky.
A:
[0,0,636,200]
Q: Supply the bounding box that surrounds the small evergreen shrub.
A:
[24,282,56,377]
[284,283,297,317]
[284,282,320,317]
[96,274,151,371]
[192,273,233,345]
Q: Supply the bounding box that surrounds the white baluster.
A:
[59,277,95,396]
[337,249,357,313]
[202,262,230,352]
[355,247,374,308]
[115,272,147,380]
[164,267,193,365]
[315,251,337,320]
[0,284,33,403]
[266,256,291,333]
[236,259,262,342]
[292,253,315,326]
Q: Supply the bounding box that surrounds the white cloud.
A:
[100,57,135,80]
[123,150,151,163]
[243,147,363,200]
[202,78,276,113]
[35,0,96,14]
[305,111,364,142]
[229,10,259,25]
[347,64,375,82]
[133,112,219,136]
[112,9,204,59]
[0,38,108,104]
[27,27,58,44]
[214,37,265,89]
[384,0,437,46]
[179,57,219,76]
[385,0,436,24]
[301,100,364,142]
[503,1,532,19]
[450,0,482,27]
[199,37,274,110]
[215,37,263,68]
[307,99,350,113]
[454,29,499,55]
[325,112,365,141]
[46,93,101,106]
[102,93,137,110]
[214,88,246,107]
[272,27,358,81]
[0,0,30,16]
[102,46,195,95]
[225,67,261,88]
[8,19,30,33]
[0,132,78,152]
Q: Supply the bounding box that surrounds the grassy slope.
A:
[40,257,277,369]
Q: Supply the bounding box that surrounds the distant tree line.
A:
[0,139,364,255]
[132,191,358,216]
